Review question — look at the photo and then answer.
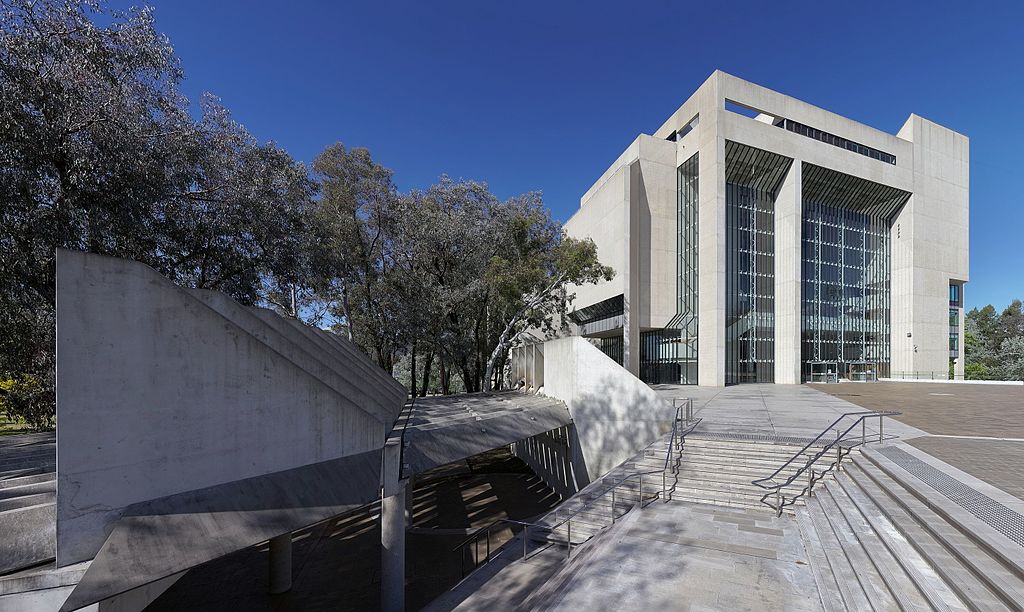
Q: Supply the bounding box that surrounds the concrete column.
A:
[623,160,642,376]
[268,533,292,594]
[381,481,407,612]
[774,160,802,384]
[697,128,726,386]
[381,438,406,612]
[404,474,416,525]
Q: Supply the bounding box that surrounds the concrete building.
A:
[564,71,969,386]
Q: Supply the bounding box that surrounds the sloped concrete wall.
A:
[539,336,675,479]
[55,250,398,566]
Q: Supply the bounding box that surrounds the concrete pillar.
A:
[404,474,416,525]
[774,160,802,384]
[268,533,292,594]
[381,481,407,612]
[381,438,406,612]
[698,127,727,386]
[624,160,642,376]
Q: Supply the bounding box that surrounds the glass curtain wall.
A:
[643,153,700,384]
[800,164,910,381]
[724,142,793,384]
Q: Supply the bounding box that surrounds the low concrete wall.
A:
[511,425,588,499]
[539,336,674,480]
[0,502,55,574]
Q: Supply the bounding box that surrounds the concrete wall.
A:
[564,135,675,375]
[540,336,674,479]
[55,250,399,566]
[893,115,970,376]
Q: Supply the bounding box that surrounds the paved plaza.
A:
[537,501,820,611]
[816,381,1024,437]
[652,383,927,441]
[815,381,1024,502]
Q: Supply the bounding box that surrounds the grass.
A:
[0,413,32,436]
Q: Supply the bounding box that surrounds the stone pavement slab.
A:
[539,500,821,611]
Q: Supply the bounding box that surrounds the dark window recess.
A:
[778,118,896,165]
[949,284,961,307]
[569,294,624,325]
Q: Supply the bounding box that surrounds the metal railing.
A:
[453,397,700,577]
[889,371,953,381]
[394,395,417,480]
[452,468,664,578]
[751,410,900,516]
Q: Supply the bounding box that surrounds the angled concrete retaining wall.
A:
[522,336,675,481]
[55,250,404,566]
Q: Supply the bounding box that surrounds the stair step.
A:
[795,507,846,612]
[823,481,934,612]
[837,467,971,611]
[853,455,1024,608]
[816,487,900,609]
[846,460,1004,609]
[804,494,875,610]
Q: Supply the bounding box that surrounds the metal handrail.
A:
[394,395,417,480]
[752,410,900,515]
[453,397,700,577]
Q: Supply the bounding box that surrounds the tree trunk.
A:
[419,350,433,397]
[340,284,354,341]
[439,355,450,395]
[409,340,417,398]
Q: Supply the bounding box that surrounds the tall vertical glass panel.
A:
[640,152,699,384]
[724,142,793,384]
[800,164,910,381]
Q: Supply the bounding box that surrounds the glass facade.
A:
[800,164,910,381]
[724,142,793,384]
[638,152,699,384]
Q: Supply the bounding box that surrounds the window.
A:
[949,308,959,327]
[949,284,961,307]
[777,118,896,165]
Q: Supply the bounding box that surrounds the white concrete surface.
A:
[541,337,674,480]
[55,250,398,566]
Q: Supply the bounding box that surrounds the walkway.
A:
[651,383,927,441]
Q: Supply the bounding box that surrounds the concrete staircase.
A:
[0,433,56,575]
[532,440,669,547]
[800,447,1024,611]
[669,436,836,512]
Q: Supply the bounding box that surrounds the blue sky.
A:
[117,1,1023,310]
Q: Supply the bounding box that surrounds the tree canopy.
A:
[964,300,1024,381]
[0,0,612,428]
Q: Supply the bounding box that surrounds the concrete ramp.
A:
[54,250,406,610]
[399,391,572,475]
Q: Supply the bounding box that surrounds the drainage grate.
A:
[687,431,829,447]
[875,446,1024,547]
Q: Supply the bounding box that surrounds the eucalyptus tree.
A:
[481,197,613,391]
[0,0,316,427]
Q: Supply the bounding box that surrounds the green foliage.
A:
[0,374,53,431]
[965,300,1024,381]
[1,0,315,427]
